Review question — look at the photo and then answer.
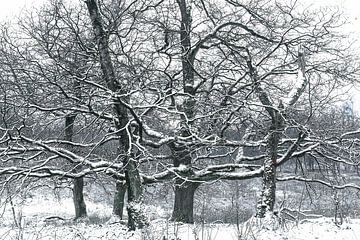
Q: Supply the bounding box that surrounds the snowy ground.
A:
[1,194,360,240]
[1,216,360,239]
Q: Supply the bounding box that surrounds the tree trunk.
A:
[171,180,199,223]
[169,0,200,224]
[113,180,126,219]
[85,0,147,230]
[65,114,87,219]
[73,177,87,219]
[256,113,282,218]
[247,37,307,219]
[125,158,146,230]
[169,142,200,223]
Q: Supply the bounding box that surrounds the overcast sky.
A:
[0,0,43,21]
[1,0,360,110]
[1,0,359,28]
[0,0,360,23]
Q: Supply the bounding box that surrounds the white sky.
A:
[1,0,359,36]
[309,0,360,34]
[0,0,359,31]
[1,0,360,111]
[0,0,44,21]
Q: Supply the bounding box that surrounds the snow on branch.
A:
[340,129,360,139]
[142,164,263,183]
[193,166,263,181]
[0,166,98,179]
[12,135,124,170]
[276,131,308,166]
[277,176,360,191]
[281,46,307,108]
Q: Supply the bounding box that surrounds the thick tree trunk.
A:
[65,114,87,219]
[168,0,200,224]
[171,180,199,223]
[169,142,200,223]
[73,177,87,219]
[85,0,147,230]
[113,180,126,219]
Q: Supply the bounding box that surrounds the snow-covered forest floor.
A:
[1,216,360,240]
[1,183,360,240]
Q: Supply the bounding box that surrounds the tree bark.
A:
[171,180,199,223]
[169,142,200,223]
[256,118,281,217]
[113,180,127,219]
[73,177,87,219]
[85,0,146,230]
[247,55,284,218]
[252,48,306,218]
[168,0,200,224]
[65,114,87,219]
[125,158,144,229]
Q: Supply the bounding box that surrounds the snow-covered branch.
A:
[277,176,360,191]
[281,47,308,108]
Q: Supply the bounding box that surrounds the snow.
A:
[288,218,360,240]
[178,164,189,172]
[1,216,360,240]
[2,193,360,239]
[282,69,307,108]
